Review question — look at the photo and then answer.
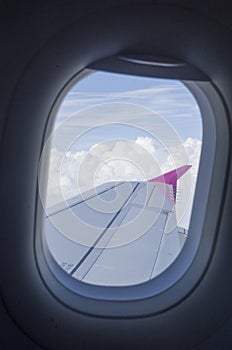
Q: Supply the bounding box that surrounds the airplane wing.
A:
[44,165,191,286]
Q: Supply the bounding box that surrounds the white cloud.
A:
[45,136,202,230]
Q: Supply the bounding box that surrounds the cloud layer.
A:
[45,136,201,229]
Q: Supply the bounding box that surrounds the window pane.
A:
[39,71,202,286]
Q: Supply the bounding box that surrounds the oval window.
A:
[39,70,202,286]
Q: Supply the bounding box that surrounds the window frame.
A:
[36,66,229,317]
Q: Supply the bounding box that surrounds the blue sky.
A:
[55,71,202,152]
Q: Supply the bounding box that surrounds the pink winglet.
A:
[148,165,192,202]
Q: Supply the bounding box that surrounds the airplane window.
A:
[39,71,202,286]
